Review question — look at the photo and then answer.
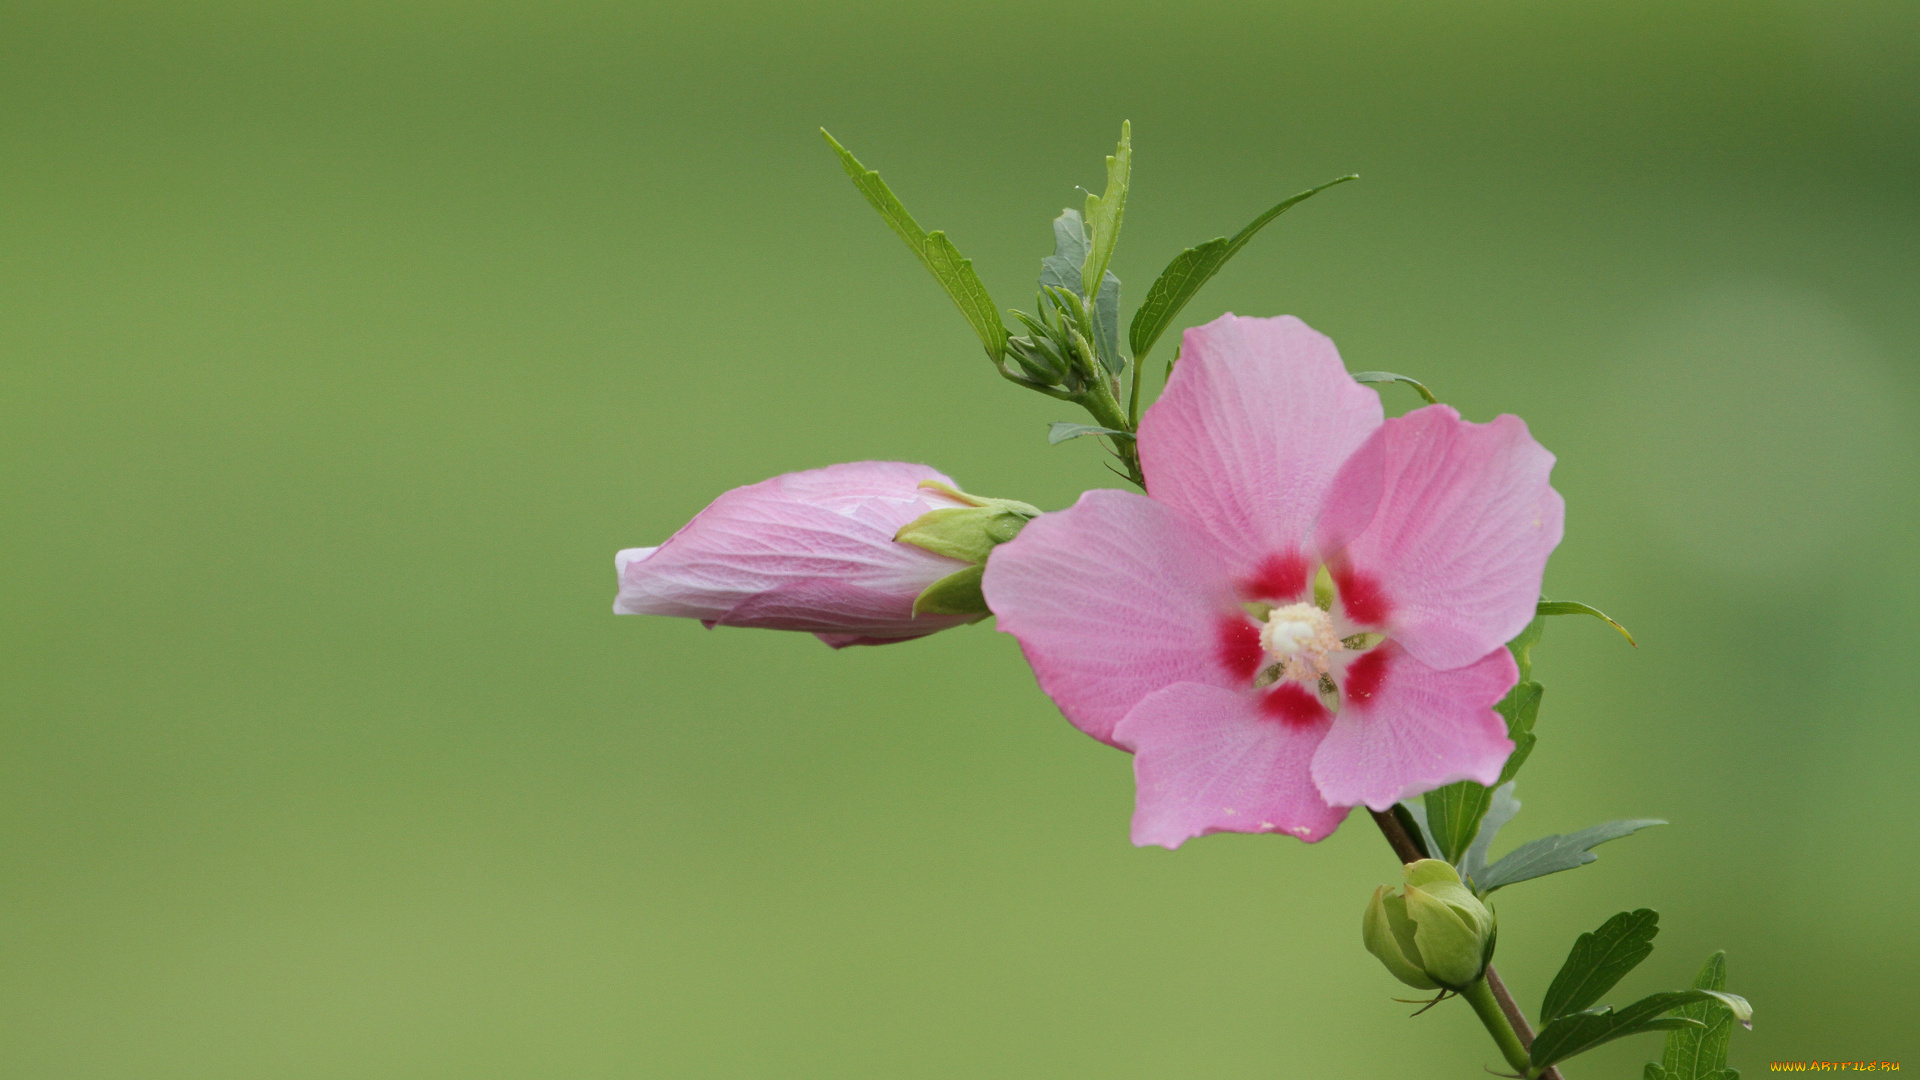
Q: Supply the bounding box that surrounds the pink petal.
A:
[614,461,971,640]
[1309,643,1517,811]
[1324,406,1564,670]
[1136,314,1384,595]
[981,489,1242,747]
[1114,682,1347,849]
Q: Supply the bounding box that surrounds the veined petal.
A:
[614,461,971,640]
[1310,642,1517,811]
[982,489,1241,746]
[1137,313,1384,594]
[1325,406,1564,670]
[1115,682,1346,849]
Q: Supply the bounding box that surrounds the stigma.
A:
[1258,602,1341,684]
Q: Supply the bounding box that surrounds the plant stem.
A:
[1462,977,1534,1077]
[1368,809,1566,1080]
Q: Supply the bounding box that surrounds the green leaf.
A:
[821,129,1007,364]
[1657,953,1744,1080]
[1424,781,1494,864]
[1458,781,1519,890]
[1041,208,1090,295]
[1048,422,1133,445]
[1395,798,1441,859]
[1389,802,1434,859]
[1541,909,1661,1023]
[1127,174,1357,361]
[1538,599,1638,647]
[1494,681,1542,786]
[1507,616,1546,683]
[1091,270,1124,374]
[1478,819,1667,893]
[1081,121,1131,302]
[1351,371,1440,405]
[912,563,989,617]
[1533,991,1751,1071]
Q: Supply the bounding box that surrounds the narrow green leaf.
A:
[1538,599,1638,647]
[1048,422,1133,445]
[1533,991,1750,1071]
[1494,681,1543,786]
[821,129,1007,364]
[912,563,989,617]
[1081,121,1131,302]
[1423,781,1494,864]
[1092,270,1124,374]
[1658,953,1743,1080]
[1478,819,1667,893]
[1542,909,1662,1023]
[1458,781,1519,890]
[1127,174,1357,361]
[1352,370,1441,405]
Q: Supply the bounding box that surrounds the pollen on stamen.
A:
[1259,602,1341,683]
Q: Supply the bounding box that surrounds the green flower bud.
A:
[1362,859,1496,992]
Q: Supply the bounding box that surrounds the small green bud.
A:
[1362,859,1496,992]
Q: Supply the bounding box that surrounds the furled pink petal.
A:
[1322,406,1564,670]
[1116,682,1348,849]
[1309,642,1517,811]
[982,489,1242,747]
[614,461,977,644]
[1137,313,1384,597]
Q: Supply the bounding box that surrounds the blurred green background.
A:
[3,1,1915,1075]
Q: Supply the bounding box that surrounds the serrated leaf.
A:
[1533,990,1750,1071]
[1538,599,1638,647]
[1127,174,1357,361]
[1351,370,1440,404]
[1459,781,1519,889]
[1494,681,1543,786]
[912,563,988,616]
[1048,422,1133,445]
[1542,909,1661,1023]
[1478,819,1667,893]
[1659,953,1743,1080]
[1424,781,1494,865]
[1081,122,1131,302]
[822,130,1006,364]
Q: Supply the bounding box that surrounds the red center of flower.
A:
[1241,550,1310,602]
[1259,682,1329,728]
[1331,563,1390,627]
[1216,616,1265,682]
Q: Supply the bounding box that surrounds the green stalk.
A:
[1462,977,1534,1077]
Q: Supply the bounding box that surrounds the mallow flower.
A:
[615,461,1022,648]
[982,314,1562,847]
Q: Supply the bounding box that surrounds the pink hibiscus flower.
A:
[615,461,984,648]
[982,314,1563,848]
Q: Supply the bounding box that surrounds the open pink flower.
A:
[982,314,1563,848]
[615,461,982,648]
